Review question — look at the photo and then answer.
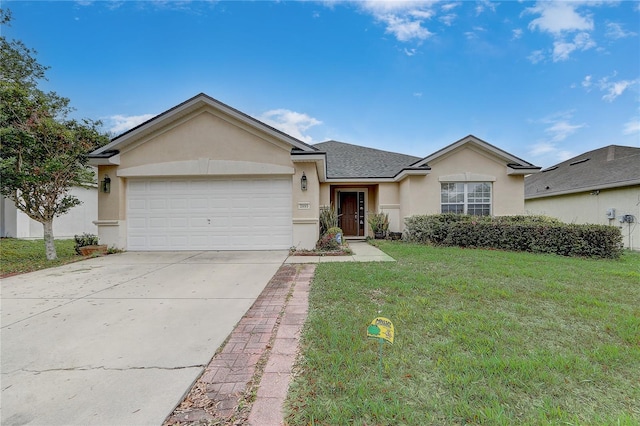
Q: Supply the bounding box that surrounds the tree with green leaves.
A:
[0,9,109,260]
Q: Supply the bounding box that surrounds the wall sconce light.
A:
[101,174,111,193]
[301,172,308,191]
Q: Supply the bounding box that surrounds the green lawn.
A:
[0,238,79,276]
[285,242,640,425]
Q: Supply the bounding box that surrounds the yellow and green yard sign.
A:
[367,317,395,379]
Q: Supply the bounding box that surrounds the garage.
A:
[126,177,292,251]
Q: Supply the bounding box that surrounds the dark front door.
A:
[339,192,359,236]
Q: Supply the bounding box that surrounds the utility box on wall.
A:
[619,214,635,223]
[606,208,616,219]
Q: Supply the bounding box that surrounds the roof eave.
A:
[394,168,431,181]
[324,168,430,183]
[88,152,121,166]
[291,151,327,182]
[525,179,640,199]
[507,166,542,175]
[325,177,397,183]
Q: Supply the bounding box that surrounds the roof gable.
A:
[90,93,318,158]
[412,135,539,171]
[525,145,640,198]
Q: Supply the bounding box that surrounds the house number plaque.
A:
[298,202,311,210]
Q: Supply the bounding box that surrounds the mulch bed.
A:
[289,250,351,256]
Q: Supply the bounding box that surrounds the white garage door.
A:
[127,177,292,251]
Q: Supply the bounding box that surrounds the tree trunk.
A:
[43,220,57,260]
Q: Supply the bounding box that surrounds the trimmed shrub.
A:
[326,227,344,245]
[404,214,623,259]
[316,232,341,251]
[74,233,99,255]
[326,227,343,236]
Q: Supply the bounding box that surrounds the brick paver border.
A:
[164,263,315,425]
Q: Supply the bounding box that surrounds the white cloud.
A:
[258,109,322,143]
[410,9,434,19]
[524,1,603,62]
[529,142,556,156]
[552,32,596,61]
[413,92,423,98]
[464,26,487,40]
[527,49,546,64]
[580,72,638,102]
[512,28,523,40]
[439,13,456,26]
[545,120,585,142]
[623,118,640,135]
[529,141,574,163]
[475,0,497,16]
[107,114,156,134]
[378,13,433,42]
[601,79,637,102]
[525,1,593,35]
[356,1,437,43]
[404,47,417,56]
[605,22,637,40]
[532,111,586,152]
[441,2,460,12]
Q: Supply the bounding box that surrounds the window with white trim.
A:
[441,182,491,216]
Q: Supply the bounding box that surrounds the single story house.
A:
[1,185,98,239]
[525,145,640,251]
[88,93,540,251]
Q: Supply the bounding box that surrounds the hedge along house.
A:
[88,93,540,251]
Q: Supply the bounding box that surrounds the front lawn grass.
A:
[285,242,640,425]
[0,238,79,276]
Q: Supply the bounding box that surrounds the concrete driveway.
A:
[1,250,288,426]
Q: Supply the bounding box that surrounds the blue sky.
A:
[4,0,639,167]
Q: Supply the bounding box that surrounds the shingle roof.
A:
[525,145,640,199]
[313,140,423,178]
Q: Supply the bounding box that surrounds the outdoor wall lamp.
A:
[301,172,308,191]
[101,174,111,193]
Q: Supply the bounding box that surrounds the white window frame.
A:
[441,182,492,216]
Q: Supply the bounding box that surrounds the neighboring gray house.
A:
[525,145,640,250]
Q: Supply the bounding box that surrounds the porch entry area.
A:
[337,191,366,237]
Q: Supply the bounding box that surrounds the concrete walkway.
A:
[165,241,394,425]
[285,240,395,264]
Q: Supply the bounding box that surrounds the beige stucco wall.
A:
[119,108,293,169]
[525,185,640,250]
[292,163,320,249]
[403,145,526,218]
[95,105,322,250]
[376,182,400,232]
[319,183,331,208]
